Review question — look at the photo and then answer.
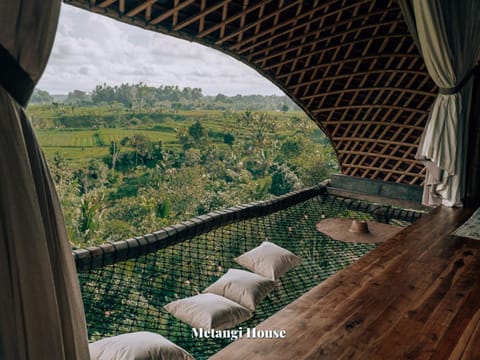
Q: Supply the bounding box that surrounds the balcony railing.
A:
[74,185,423,359]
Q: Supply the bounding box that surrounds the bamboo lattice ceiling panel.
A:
[65,0,437,185]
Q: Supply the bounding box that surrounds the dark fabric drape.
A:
[0,1,90,359]
[465,66,480,206]
[399,0,480,207]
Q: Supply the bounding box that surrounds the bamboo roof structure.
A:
[66,0,437,185]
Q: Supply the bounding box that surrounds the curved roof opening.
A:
[62,0,438,186]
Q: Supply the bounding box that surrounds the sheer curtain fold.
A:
[399,0,480,207]
[0,1,90,359]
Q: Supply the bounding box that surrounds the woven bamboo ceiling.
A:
[66,0,437,185]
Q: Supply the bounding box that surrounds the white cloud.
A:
[37,4,283,96]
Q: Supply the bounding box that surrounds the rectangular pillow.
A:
[164,293,252,330]
[89,331,194,360]
[203,269,276,311]
[234,241,302,280]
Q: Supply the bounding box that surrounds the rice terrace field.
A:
[27,90,338,247]
[36,127,180,163]
[31,107,328,166]
[32,109,228,164]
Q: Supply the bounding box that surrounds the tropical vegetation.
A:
[28,84,339,248]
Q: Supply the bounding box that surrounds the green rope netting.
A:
[78,194,415,359]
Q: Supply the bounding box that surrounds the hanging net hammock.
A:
[75,186,422,359]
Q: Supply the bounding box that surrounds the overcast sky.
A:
[37,4,284,96]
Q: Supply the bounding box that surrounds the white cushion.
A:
[234,241,302,280]
[203,269,276,311]
[164,293,252,330]
[89,331,194,360]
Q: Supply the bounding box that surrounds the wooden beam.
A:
[219,1,229,38]
[288,69,430,90]
[337,150,417,164]
[172,0,180,27]
[313,104,426,114]
[257,33,405,66]
[331,137,419,147]
[261,34,405,71]
[174,0,231,31]
[236,0,249,42]
[229,0,374,51]
[324,120,423,130]
[97,0,117,8]
[125,0,157,17]
[196,0,272,38]
[275,54,422,80]
[149,0,195,25]
[214,0,303,45]
[198,0,207,32]
[300,87,433,100]
[245,13,402,59]
[146,3,152,20]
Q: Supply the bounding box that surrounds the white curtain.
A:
[399,0,480,207]
[0,1,90,359]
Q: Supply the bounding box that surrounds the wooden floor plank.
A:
[210,206,479,360]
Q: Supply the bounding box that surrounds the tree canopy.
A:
[30,83,299,112]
